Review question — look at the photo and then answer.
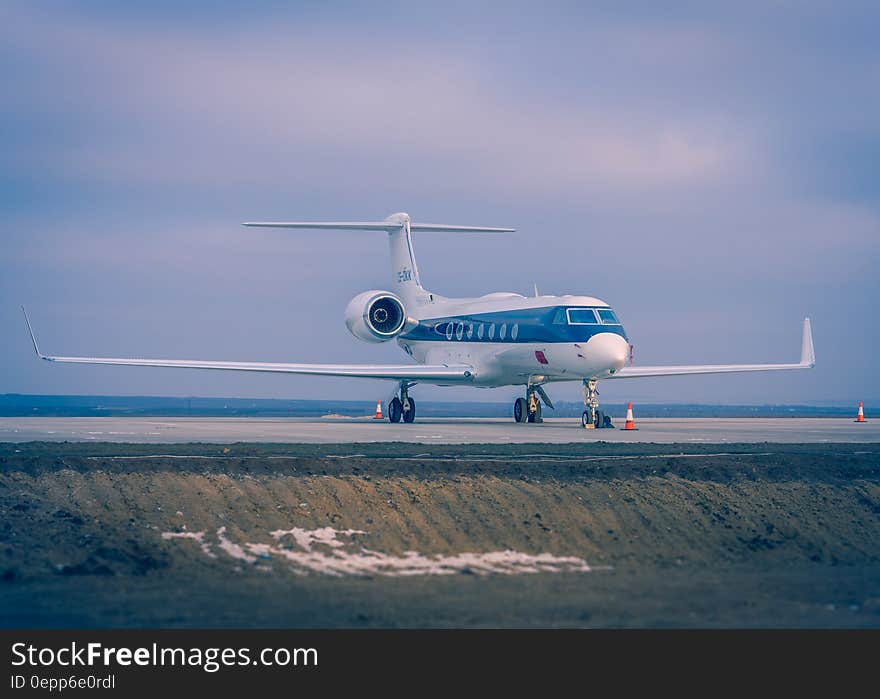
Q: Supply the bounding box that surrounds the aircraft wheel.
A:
[528,400,542,423]
[514,397,529,423]
[402,397,416,423]
[581,410,590,428]
[388,397,403,423]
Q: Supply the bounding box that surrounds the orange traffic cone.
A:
[373,400,383,420]
[623,402,636,430]
[855,401,866,423]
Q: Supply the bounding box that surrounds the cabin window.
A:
[466,323,474,339]
[434,322,449,337]
[566,308,599,324]
[445,322,453,340]
[499,323,507,340]
[511,324,519,340]
[477,323,484,339]
[597,309,621,325]
[488,323,496,339]
[456,323,464,340]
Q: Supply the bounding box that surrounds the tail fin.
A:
[243,213,513,307]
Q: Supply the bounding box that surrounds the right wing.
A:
[607,318,815,379]
[22,308,473,383]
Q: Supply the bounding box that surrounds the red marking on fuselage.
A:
[535,350,549,365]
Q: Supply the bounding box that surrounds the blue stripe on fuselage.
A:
[400,306,628,344]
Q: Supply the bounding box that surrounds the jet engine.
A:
[344,290,409,343]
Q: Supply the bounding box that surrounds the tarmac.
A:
[1,416,877,443]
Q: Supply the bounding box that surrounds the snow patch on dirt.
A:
[270,526,365,551]
[162,525,590,577]
[161,530,216,558]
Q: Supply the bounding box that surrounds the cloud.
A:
[1,5,751,197]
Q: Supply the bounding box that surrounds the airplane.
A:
[22,211,815,427]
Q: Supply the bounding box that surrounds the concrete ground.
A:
[1,416,877,443]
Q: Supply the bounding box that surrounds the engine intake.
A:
[345,290,408,343]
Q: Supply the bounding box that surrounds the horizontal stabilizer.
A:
[243,217,513,234]
[243,221,394,231]
[410,223,515,233]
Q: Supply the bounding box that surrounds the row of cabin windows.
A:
[433,308,620,341]
[435,321,520,341]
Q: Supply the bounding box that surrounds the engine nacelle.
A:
[345,290,408,343]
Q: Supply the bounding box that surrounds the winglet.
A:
[801,317,815,367]
[22,306,46,360]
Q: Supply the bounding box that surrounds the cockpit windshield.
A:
[565,307,621,325]
[566,308,598,324]
[596,308,621,325]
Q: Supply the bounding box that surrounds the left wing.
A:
[22,308,473,383]
[607,318,814,379]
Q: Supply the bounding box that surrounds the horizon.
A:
[0,394,872,418]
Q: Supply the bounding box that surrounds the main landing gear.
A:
[388,382,416,423]
[582,378,613,429]
[513,387,543,424]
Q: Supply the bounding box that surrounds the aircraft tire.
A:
[514,397,529,423]
[388,397,403,423]
[402,398,416,423]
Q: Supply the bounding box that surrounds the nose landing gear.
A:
[582,378,613,429]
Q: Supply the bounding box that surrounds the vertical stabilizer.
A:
[383,213,429,307]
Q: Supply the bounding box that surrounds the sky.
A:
[2,1,878,406]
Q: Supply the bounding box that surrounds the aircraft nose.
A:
[585,332,628,372]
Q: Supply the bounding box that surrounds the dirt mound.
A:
[1,443,879,627]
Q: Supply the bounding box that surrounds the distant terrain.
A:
[0,394,865,418]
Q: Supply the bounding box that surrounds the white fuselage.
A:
[394,292,630,387]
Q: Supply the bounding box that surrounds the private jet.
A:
[23,212,815,427]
